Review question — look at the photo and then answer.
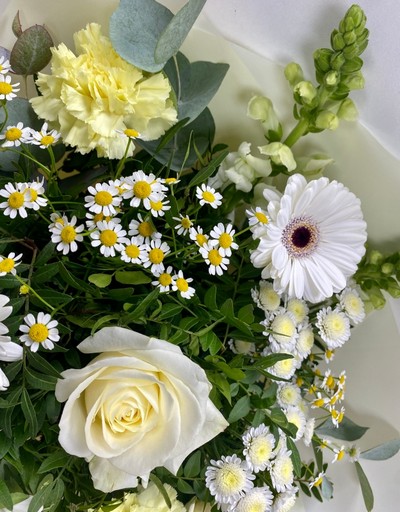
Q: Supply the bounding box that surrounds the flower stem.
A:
[283,118,309,147]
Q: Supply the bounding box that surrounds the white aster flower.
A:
[0,56,12,74]
[172,270,195,299]
[195,184,222,209]
[252,280,281,312]
[120,236,146,264]
[189,226,209,247]
[338,287,365,324]
[277,383,302,409]
[19,312,60,352]
[0,122,31,147]
[27,122,61,148]
[0,74,20,100]
[250,174,367,303]
[142,238,171,274]
[235,486,274,512]
[0,252,22,276]
[270,448,294,493]
[316,306,351,349]
[242,424,276,472]
[50,215,85,255]
[90,220,128,257]
[0,368,9,391]
[173,214,193,235]
[205,454,255,505]
[209,223,238,257]
[128,214,161,243]
[0,182,32,218]
[199,243,229,276]
[122,170,166,209]
[85,182,122,217]
[271,488,298,512]
[262,310,297,353]
[152,266,174,292]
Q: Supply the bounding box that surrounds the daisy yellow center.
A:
[219,232,232,249]
[41,135,55,146]
[150,200,163,211]
[181,217,192,229]
[313,397,326,408]
[326,375,335,389]
[322,313,347,338]
[5,127,22,141]
[149,248,164,264]
[0,258,15,273]
[95,190,113,206]
[196,233,207,246]
[0,82,12,95]
[61,226,77,244]
[313,476,323,487]
[126,244,140,258]
[8,191,25,209]
[202,190,215,203]
[27,188,38,201]
[159,273,172,286]
[215,465,245,494]
[93,213,104,223]
[325,349,334,360]
[138,221,154,237]
[29,323,49,343]
[100,229,118,247]
[55,217,64,225]
[337,450,345,461]
[165,177,177,184]
[255,211,268,224]
[124,128,139,138]
[133,181,151,199]
[208,249,222,266]
[176,277,189,292]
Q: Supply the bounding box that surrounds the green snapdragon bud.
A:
[337,98,358,120]
[381,263,394,275]
[294,80,317,105]
[315,111,339,130]
[284,62,304,87]
[368,250,383,265]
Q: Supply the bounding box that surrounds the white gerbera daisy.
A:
[90,220,128,257]
[235,486,274,512]
[250,174,367,303]
[172,270,195,299]
[50,216,85,255]
[122,170,166,209]
[316,306,351,349]
[120,236,146,264]
[205,454,255,505]
[196,184,223,209]
[27,122,61,148]
[270,449,294,493]
[338,287,365,324]
[19,312,59,352]
[85,182,122,217]
[199,243,229,276]
[252,280,281,312]
[152,266,174,292]
[0,182,32,218]
[0,122,31,147]
[242,424,276,472]
[189,225,209,247]
[173,214,193,235]
[24,179,48,210]
[0,74,20,100]
[0,252,22,276]
[142,238,171,274]
[128,214,161,243]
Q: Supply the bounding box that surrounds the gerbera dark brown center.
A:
[281,216,320,258]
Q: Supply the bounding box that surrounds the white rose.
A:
[55,326,228,493]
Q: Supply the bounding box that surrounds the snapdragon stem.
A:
[283,118,309,147]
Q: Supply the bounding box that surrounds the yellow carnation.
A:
[30,23,177,159]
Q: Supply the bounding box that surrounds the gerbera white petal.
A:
[250,174,367,303]
[316,307,351,349]
[19,312,59,352]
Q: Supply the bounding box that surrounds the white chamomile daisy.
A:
[271,488,298,512]
[172,270,195,299]
[128,214,161,243]
[196,184,223,209]
[332,446,346,463]
[270,448,294,493]
[284,406,307,441]
[0,56,12,74]
[0,122,30,147]
[331,406,345,427]
[25,179,48,210]
[142,238,171,274]
[348,445,361,462]
[148,197,170,217]
[19,312,59,352]
[85,182,121,217]
[324,349,335,364]
[108,178,129,196]
[308,472,325,490]
[173,214,193,235]
[209,223,238,257]
[50,215,85,255]
[163,177,181,186]
[338,287,365,324]
[242,424,276,473]
[85,212,121,231]
[90,220,128,257]
[199,243,229,276]
[277,383,302,409]
[49,212,67,230]
[0,182,33,218]
[189,225,209,247]
[120,236,146,264]
[0,74,20,100]
[122,170,166,209]
[205,454,255,506]
[295,324,314,359]
[311,392,329,409]
[151,266,174,292]
[251,280,281,312]
[28,122,61,148]
[262,310,297,353]
[235,486,274,512]
[246,206,269,238]
[316,306,351,349]
[0,252,22,276]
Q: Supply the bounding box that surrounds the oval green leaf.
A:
[10,25,53,75]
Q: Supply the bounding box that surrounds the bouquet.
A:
[0,1,399,511]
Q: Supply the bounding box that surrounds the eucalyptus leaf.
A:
[315,415,369,441]
[321,476,334,500]
[12,11,23,38]
[361,439,400,460]
[10,25,53,75]
[354,461,374,511]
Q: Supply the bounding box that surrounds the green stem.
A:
[283,117,310,147]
